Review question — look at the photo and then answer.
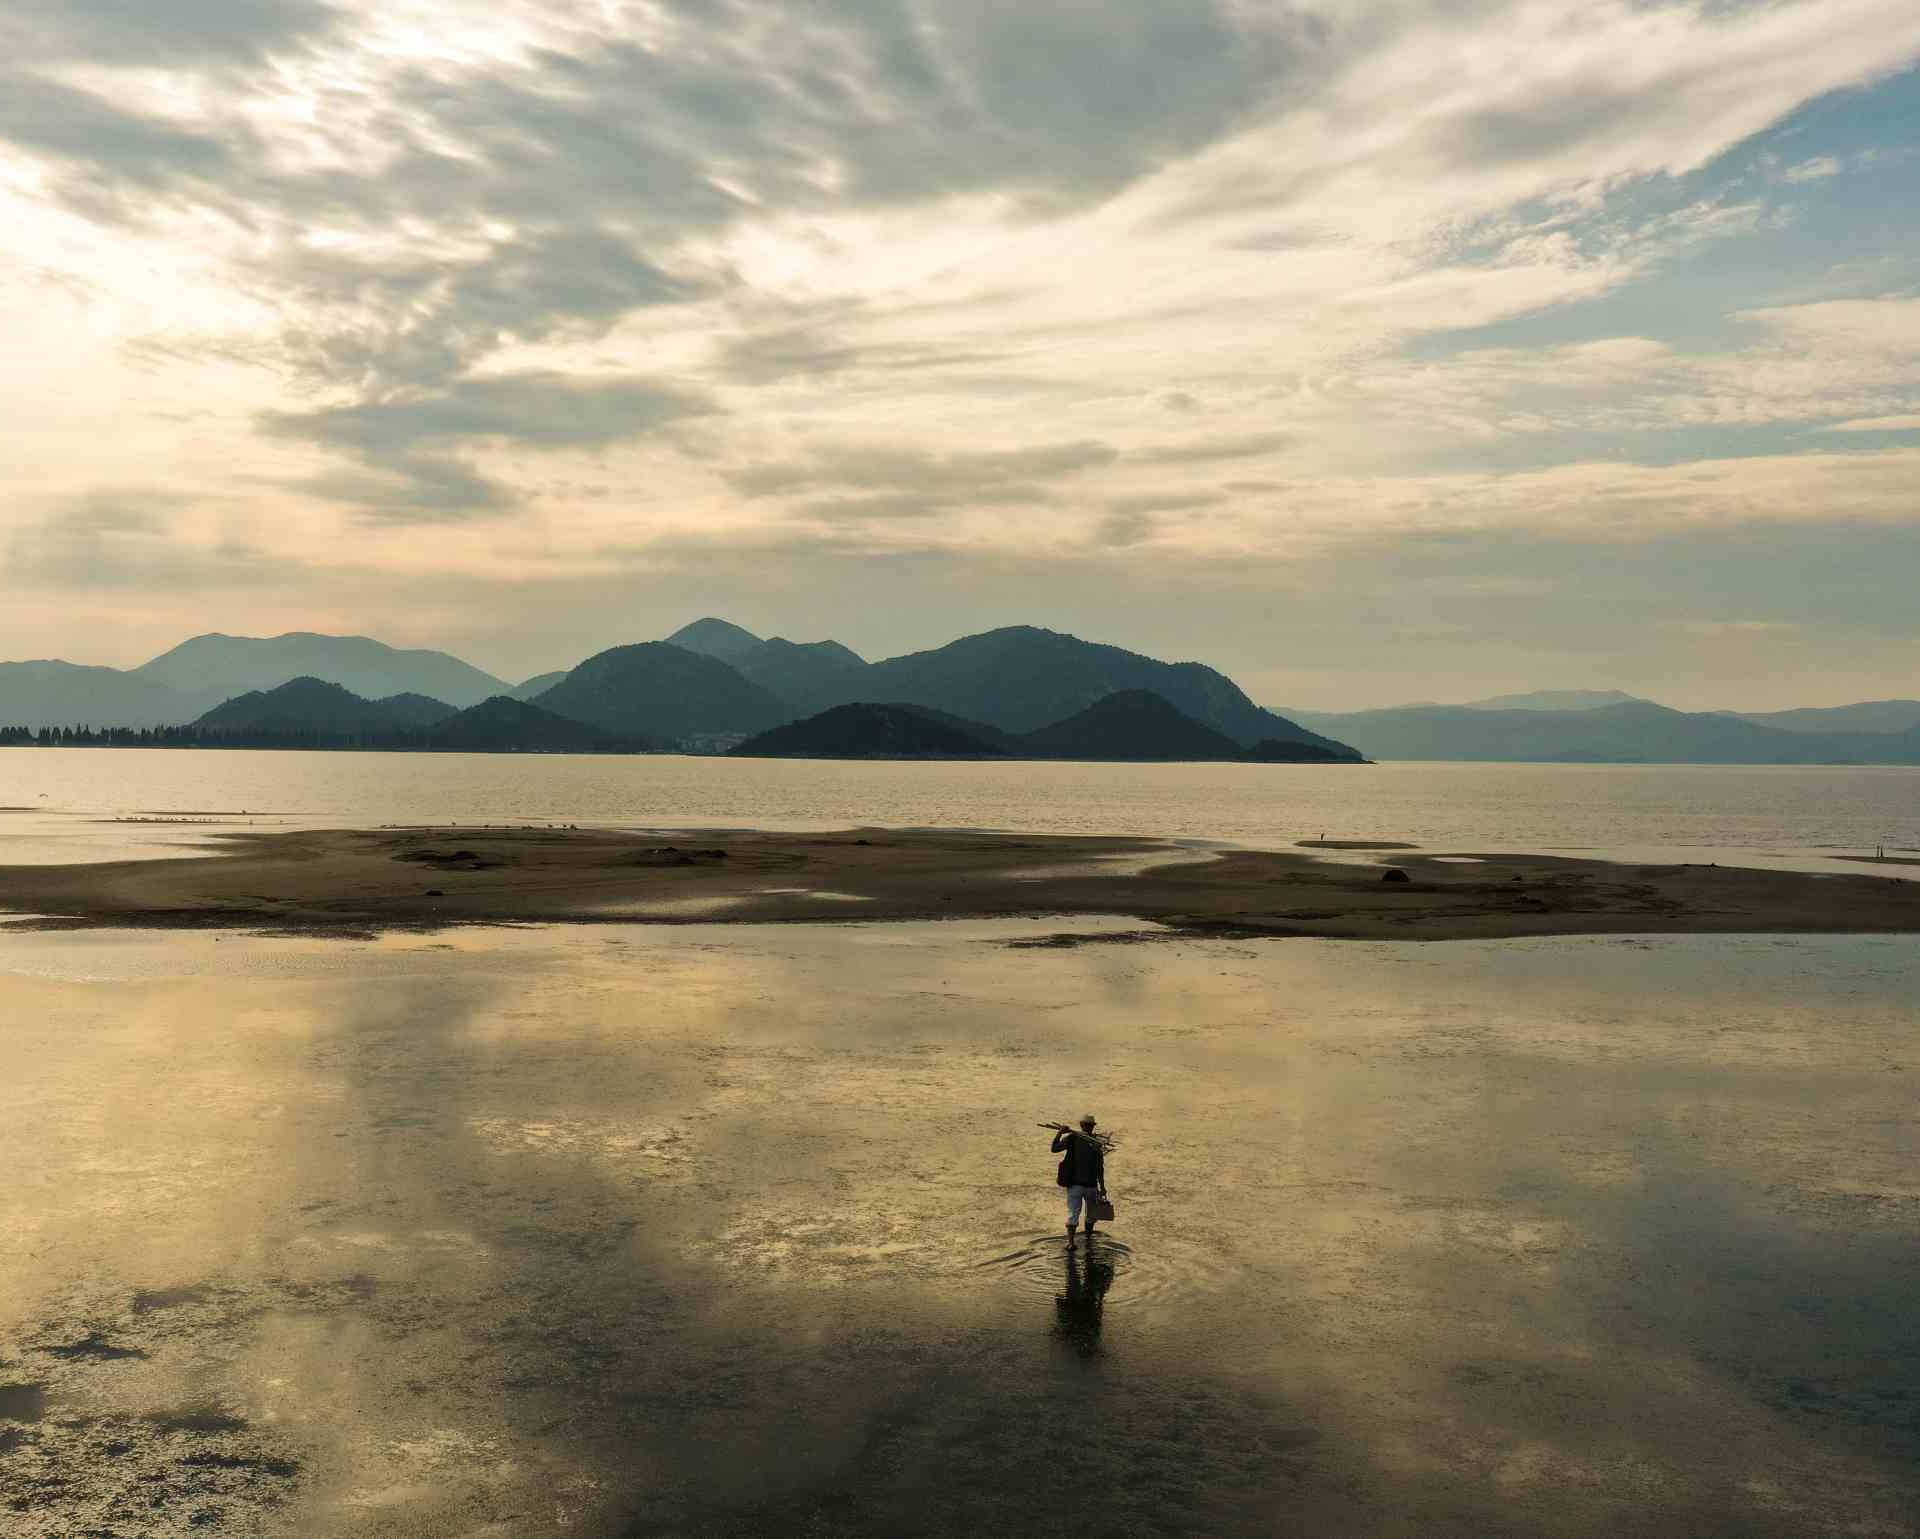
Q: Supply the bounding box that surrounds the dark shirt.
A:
[1051,1130,1105,1188]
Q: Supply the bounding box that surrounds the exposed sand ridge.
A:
[4,824,1919,940]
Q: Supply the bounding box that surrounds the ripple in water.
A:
[975,1230,1208,1313]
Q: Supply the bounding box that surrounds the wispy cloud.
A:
[726,439,1118,501]
[6,491,283,588]
[1134,432,1292,465]
[1820,413,1920,433]
[261,371,718,519]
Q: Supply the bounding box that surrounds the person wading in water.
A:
[1050,1116,1108,1244]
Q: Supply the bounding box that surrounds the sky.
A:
[2,0,1918,710]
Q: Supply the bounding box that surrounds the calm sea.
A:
[1,747,1916,869]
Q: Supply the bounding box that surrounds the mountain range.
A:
[5,619,1916,763]
[0,621,1363,761]
[8,673,1348,764]
[663,619,1356,753]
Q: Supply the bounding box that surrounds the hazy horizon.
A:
[3,2,1918,712]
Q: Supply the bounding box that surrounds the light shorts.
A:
[1066,1184,1103,1225]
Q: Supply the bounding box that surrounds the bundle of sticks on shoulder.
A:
[1040,1122,1118,1151]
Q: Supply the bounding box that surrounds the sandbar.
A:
[4,825,1920,940]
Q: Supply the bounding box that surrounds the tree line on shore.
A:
[0,724,512,750]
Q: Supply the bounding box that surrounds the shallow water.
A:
[1,750,1918,870]
[3,919,1917,1536]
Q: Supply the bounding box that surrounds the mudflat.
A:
[4,824,1918,939]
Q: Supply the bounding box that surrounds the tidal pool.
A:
[2,920,1917,1536]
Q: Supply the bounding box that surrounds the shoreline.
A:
[5,824,1920,941]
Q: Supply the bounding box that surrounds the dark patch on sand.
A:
[274,1273,380,1307]
[623,846,732,867]
[1002,929,1179,949]
[176,1449,300,1478]
[130,1286,214,1315]
[41,1334,147,1362]
[147,1407,250,1435]
[0,1383,47,1421]
[1,1405,301,1530]
[397,847,505,871]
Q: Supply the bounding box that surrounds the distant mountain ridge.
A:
[664,618,765,660]
[161,677,640,752]
[830,625,1356,756]
[195,677,412,737]
[415,696,640,752]
[1021,688,1251,761]
[666,619,874,716]
[731,703,1012,760]
[514,622,1360,759]
[1458,689,1646,712]
[0,659,207,730]
[731,638,873,715]
[530,641,789,744]
[733,690,1361,763]
[1723,700,1920,735]
[1283,698,1920,764]
[509,671,570,701]
[0,635,514,730]
[136,632,509,707]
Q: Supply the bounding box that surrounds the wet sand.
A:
[3,922,1918,1537]
[5,824,1920,940]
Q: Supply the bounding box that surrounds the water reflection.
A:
[1053,1242,1116,1357]
[3,922,1919,1536]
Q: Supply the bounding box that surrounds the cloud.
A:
[1311,298,1920,459]
[1779,155,1844,183]
[713,325,870,386]
[793,483,1051,523]
[0,0,341,64]
[268,371,715,455]
[1135,432,1292,465]
[263,231,701,392]
[262,370,717,520]
[6,491,279,588]
[289,457,519,524]
[7,1,1915,421]
[1104,491,1222,515]
[1658,619,1802,638]
[0,76,236,224]
[1820,414,1920,433]
[711,322,1008,386]
[0,0,1309,390]
[3,0,1920,682]
[727,438,1118,499]
[1091,509,1155,547]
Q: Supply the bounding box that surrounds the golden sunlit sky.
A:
[4,0,1919,707]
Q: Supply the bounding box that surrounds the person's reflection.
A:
[1054,1241,1115,1356]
